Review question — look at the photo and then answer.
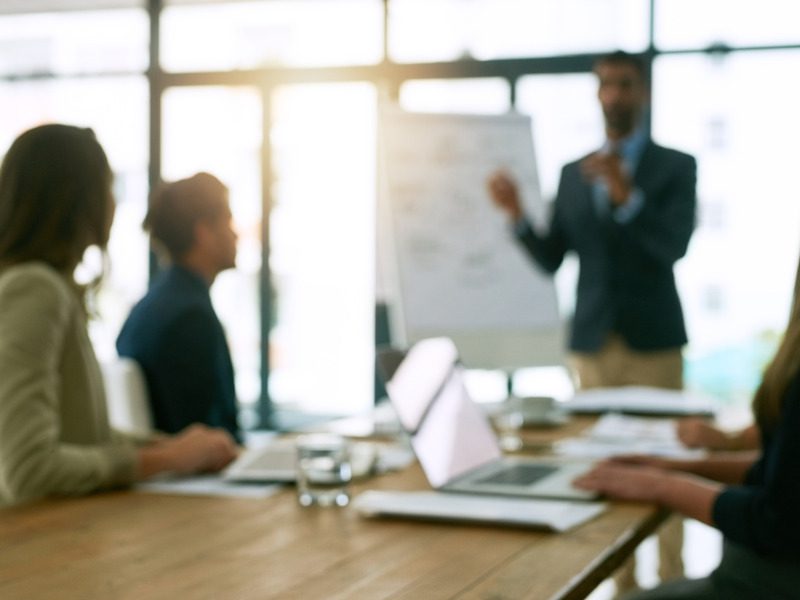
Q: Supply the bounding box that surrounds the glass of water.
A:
[491,407,525,452]
[295,434,352,507]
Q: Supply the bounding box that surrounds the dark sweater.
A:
[713,371,800,558]
[116,266,241,442]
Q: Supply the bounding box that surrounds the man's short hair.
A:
[144,172,228,260]
[593,50,648,82]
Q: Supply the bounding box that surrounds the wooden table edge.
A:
[553,506,671,600]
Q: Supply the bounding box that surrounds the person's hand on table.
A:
[573,460,666,502]
[677,418,728,449]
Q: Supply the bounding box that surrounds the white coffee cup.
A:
[513,395,557,423]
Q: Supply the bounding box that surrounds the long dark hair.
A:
[753,254,800,429]
[0,124,113,276]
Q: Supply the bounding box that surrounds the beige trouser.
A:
[569,334,683,391]
[569,334,684,594]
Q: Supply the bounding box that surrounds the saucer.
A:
[520,410,570,428]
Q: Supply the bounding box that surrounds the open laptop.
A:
[223,437,378,483]
[378,337,596,501]
[223,437,300,482]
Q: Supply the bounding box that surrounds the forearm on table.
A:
[136,444,177,480]
[664,452,758,484]
[656,472,722,526]
[709,425,760,451]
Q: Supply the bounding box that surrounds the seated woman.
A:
[0,124,238,507]
[575,259,800,598]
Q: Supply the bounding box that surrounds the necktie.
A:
[592,144,619,217]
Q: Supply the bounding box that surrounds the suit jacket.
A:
[117,266,241,441]
[0,263,136,506]
[516,140,697,353]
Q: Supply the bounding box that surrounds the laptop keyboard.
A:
[474,464,558,486]
[249,447,296,470]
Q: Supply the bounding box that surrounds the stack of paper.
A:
[562,386,716,417]
[554,413,706,459]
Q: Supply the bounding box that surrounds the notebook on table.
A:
[377,337,597,501]
[352,490,606,532]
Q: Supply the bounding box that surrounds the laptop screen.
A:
[384,338,502,488]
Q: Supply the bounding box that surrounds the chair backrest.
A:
[101,357,154,436]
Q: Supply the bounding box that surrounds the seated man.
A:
[117,172,241,442]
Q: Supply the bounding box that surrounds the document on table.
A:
[562,386,716,416]
[352,490,607,532]
[137,475,284,499]
[554,413,706,459]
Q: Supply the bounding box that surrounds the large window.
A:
[161,85,264,424]
[399,78,510,115]
[269,82,377,415]
[389,0,648,63]
[0,8,148,76]
[654,50,800,405]
[3,0,799,427]
[161,0,382,72]
[655,0,800,49]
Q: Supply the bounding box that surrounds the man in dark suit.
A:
[488,50,696,390]
[488,50,696,592]
[117,172,241,442]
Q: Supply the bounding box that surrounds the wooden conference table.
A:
[0,417,667,600]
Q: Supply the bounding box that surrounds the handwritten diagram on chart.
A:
[379,108,563,368]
